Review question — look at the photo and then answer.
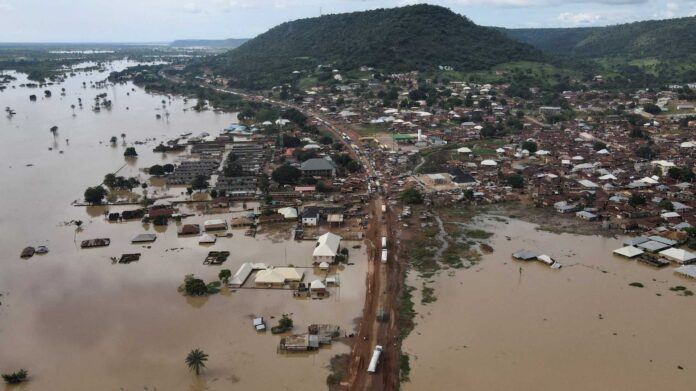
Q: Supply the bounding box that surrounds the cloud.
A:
[451,0,647,6]
[0,1,14,11]
[556,10,627,25]
[182,2,204,13]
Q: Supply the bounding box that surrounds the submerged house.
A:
[312,232,342,262]
[255,267,303,287]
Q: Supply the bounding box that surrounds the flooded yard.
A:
[0,63,367,390]
[403,216,696,391]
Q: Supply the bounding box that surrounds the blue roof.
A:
[224,124,248,132]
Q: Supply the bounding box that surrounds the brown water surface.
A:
[0,63,367,390]
[403,216,696,391]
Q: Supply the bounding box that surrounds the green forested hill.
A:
[203,4,541,89]
[502,16,696,59]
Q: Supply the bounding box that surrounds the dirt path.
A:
[344,197,403,391]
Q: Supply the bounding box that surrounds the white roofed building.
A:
[313,232,342,262]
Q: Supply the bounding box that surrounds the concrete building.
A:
[313,232,342,262]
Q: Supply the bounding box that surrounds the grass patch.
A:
[629,282,644,288]
[444,223,464,238]
[472,147,496,155]
[421,284,437,304]
[464,229,493,239]
[297,76,319,90]
[407,239,439,273]
[326,354,349,390]
[398,285,417,339]
[400,353,411,382]
[442,254,464,268]
[354,123,389,137]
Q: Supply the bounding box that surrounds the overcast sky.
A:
[1,0,695,42]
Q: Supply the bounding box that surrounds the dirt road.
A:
[345,196,403,391]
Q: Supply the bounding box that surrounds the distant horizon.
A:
[0,0,695,43]
[0,15,687,46]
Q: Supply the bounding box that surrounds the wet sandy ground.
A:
[0,64,367,390]
[403,216,696,391]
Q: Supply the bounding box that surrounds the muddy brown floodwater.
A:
[0,63,367,390]
[403,216,696,391]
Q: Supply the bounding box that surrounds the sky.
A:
[1,0,696,42]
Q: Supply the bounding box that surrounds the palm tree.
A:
[185,349,208,375]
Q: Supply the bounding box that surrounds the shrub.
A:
[2,369,28,385]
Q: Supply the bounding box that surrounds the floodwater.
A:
[403,216,696,391]
[0,63,367,390]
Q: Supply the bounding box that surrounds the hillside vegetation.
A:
[503,16,696,59]
[501,16,696,87]
[203,4,541,89]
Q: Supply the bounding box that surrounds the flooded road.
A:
[0,63,367,390]
[403,216,696,391]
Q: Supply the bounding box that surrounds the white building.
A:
[313,232,342,262]
[255,267,303,286]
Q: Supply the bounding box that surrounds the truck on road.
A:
[367,345,383,373]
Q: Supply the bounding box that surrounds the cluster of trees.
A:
[400,187,424,205]
[668,166,695,182]
[84,186,107,204]
[642,103,662,115]
[292,149,318,162]
[149,164,174,176]
[521,140,537,154]
[222,153,244,177]
[104,174,140,190]
[636,145,657,160]
[629,193,646,207]
[190,175,209,191]
[333,153,361,173]
[124,147,138,157]
[272,164,302,185]
[506,174,525,189]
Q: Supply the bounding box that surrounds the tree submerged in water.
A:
[124,147,138,157]
[185,349,208,376]
[178,274,222,296]
[2,369,28,385]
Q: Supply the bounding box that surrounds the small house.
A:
[204,219,228,231]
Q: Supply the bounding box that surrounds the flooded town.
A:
[2,2,696,391]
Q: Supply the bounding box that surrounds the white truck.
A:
[367,345,383,373]
[381,236,387,248]
[381,203,387,213]
[381,249,388,264]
